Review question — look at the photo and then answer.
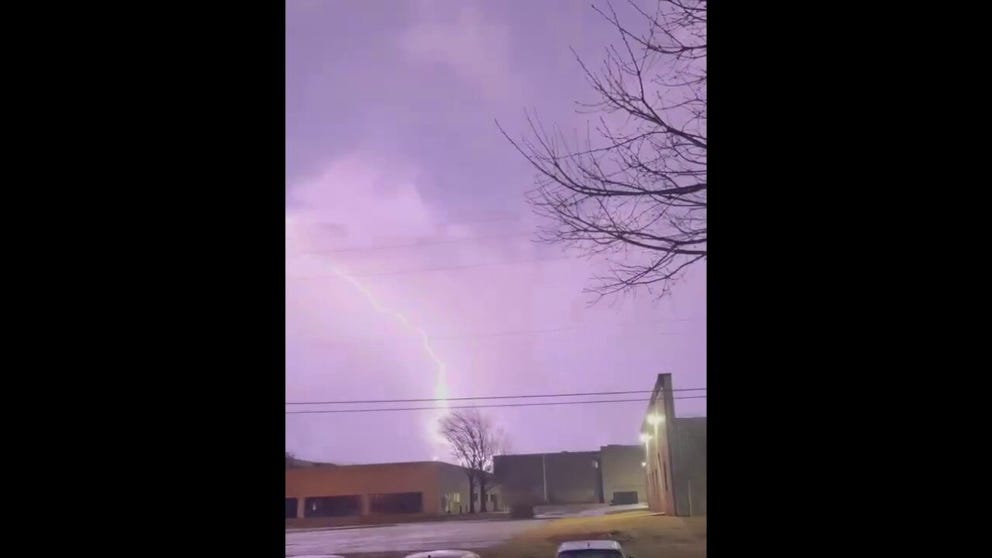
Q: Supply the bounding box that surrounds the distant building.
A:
[285,460,498,525]
[600,444,649,505]
[493,444,646,508]
[285,454,336,469]
[494,373,706,516]
[642,373,706,516]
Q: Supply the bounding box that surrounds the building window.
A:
[370,492,423,514]
[442,492,463,513]
[304,495,361,518]
[285,498,298,519]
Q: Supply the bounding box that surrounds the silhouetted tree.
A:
[440,409,505,513]
[499,0,706,300]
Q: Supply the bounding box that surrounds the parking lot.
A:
[286,518,548,556]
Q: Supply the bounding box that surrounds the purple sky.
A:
[285,0,705,465]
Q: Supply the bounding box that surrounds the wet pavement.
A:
[285,518,548,556]
[534,503,648,518]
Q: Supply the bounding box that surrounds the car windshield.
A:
[558,551,624,558]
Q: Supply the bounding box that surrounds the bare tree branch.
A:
[440,409,506,513]
[499,0,706,299]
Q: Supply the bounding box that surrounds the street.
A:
[285,518,548,556]
[534,503,647,518]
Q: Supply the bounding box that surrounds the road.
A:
[285,518,548,556]
[534,503,647,518]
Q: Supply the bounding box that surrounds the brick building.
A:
[285,460,498,525]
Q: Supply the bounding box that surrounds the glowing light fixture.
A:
[647,413,665,426]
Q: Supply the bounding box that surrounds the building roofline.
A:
[641,373,708,430]
[643,373,666,431]
[495,450,601,459]
[285,459,476,471]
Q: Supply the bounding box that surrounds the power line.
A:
[289,232,536,256]
[285,396,706,415]
[286,388,707,406]
[287,255,578,280]
[289,215,527,233]
[312,319,697,345]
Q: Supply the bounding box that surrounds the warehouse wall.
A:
[600,444,647,505]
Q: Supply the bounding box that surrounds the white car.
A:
[556,540,630,557]
[404,551,480,558]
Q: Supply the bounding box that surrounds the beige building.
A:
[642,373,707,516]
[600,444,649,505]
[493,444,647,508]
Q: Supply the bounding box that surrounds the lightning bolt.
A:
[286,214,451,455]
[325,264,451,453]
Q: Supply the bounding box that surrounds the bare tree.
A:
[440,409,505,513]
[499,0,706,300]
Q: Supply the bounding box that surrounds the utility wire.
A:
[289,232,536,256]
[285,395,706,414]
[310,318,697,345]
[286,389,706,406]
[286,388,706,406]
[287,255,578,280]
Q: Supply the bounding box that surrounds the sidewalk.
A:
[286,511,512,532]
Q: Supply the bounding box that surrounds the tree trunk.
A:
[468,474,476,513]
[479,473,488,512]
